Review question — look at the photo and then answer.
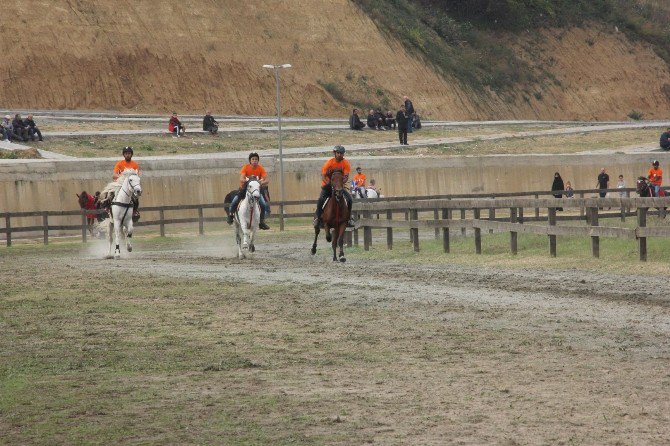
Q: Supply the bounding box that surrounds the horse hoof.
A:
[250,244,255,253]
[311,247,316,255]
[339,257,347,263]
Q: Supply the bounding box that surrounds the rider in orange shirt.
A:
[313,145,355,228]
[353,166,367,198]
[112,146,141,220]
[227,152,270,230]
[648,160,663,196]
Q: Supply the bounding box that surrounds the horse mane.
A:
[101,169,139,197]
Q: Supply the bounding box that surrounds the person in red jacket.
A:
[168,112,186,137]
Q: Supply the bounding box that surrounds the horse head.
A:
[126,171,142,198]
[330,169,344,199]
[77,191,89,209]
[637,176,650,197]
[246,177,261,202]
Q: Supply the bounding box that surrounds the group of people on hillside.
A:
[349,96,420,146]
[1,113,42,142]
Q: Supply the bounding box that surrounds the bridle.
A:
[245,179,261,229]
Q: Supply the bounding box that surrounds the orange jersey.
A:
[321,158,350,186]
[648,167,663,186]
[113,159,140,177]
[240,164,267,188]
[353,173,366,187]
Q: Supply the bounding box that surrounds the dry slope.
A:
[2,0,670,120]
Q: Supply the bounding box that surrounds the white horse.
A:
[100,169,142,259]
[233,178,261,259]
[366,188,383,199]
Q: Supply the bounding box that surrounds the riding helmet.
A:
[122,146,134,155]
[334,145,346,154]
[248,152,260,162]
[653,160,659,166]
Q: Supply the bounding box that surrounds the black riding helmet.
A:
[333,145,345,154]
[653,159,660,166]
[122,146,133,155]
[249,152,259,162]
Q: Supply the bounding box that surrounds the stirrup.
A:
[227,214,234,225]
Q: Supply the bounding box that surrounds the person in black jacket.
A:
[12,114,29,142]
[660,128,670,150]
[396,105,409,145]
[202,112,218,134]
[403,96,415,133]
[551,172,565,211]
[349,108,365,130]
[23,114,43,141]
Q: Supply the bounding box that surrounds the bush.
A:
[627,110,643,121]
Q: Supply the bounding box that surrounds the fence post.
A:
[589,206,599,258]
[198,207,204,235]
[460,209,466,236]
[535,194,540,218]
[442,208,450,253]
[489,203,495,234]
[5,214,11,247]
[363,211,372,251]
[638,207,647,262]
[386,210,393,250]
[81,213,88,243]
[410,209,419,252]
[42,212,49,245]
[548,207,557,257]
[473,208,481,254]
[579,193,585,218]
[406,210,413,243]
[434,209,440,239]
[279,202,285,231]
[510,207,517,255]
[159,209,165,237]
[353,214,359,246]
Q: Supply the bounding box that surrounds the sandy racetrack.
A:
[2,232,670,444]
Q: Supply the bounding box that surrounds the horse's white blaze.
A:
[234,179,261,259]
[103,170,141,259]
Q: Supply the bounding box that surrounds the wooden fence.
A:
[1,186,667,262]
[353,195,670,262]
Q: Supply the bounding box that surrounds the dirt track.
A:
[65,233,670,444]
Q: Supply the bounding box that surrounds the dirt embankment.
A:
[2,1,670,120]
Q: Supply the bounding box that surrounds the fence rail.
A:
[2,186,668,263]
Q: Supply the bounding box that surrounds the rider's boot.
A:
[227,212,234,225]
[313,212,322,228]
[259,210,270,230]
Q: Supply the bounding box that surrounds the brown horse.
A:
[311,169,350,262]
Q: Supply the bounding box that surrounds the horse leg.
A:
[325,225,332,243]
[311,227,320,255]
[338,225,346,262]
[331,232,338,261]
[113,220,122,259]
[126,218,134,253]
[106,221,114,259]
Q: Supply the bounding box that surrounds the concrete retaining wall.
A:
[0,152,665,214]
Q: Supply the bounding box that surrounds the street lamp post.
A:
[263,63,291,231]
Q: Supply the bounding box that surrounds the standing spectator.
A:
[660,128,670,150]
[168,112,185,137]
[565,181,574,198]
[349,108,365,130]
[23,114,43,141]
[648,160,663,197]
[403,95,415,133]
[202,111,218,134]
[551,172,565,211]
[12,114,29,142]
[617,174,626,197]
[597,167,609,204]
[396,105,409,145]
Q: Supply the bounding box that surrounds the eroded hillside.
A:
[1,0,669,119]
